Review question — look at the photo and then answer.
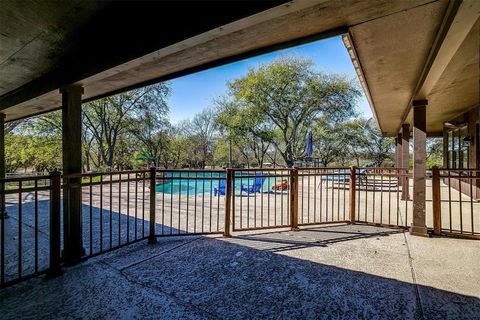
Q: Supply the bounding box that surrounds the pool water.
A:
[155,172,284,195]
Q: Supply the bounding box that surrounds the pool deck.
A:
[1,223,479,319]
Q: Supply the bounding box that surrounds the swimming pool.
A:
[155,171,284,195]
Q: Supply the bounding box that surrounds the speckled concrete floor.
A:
[1,224,479,319]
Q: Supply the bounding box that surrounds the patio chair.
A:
[241,174,265,194]
[213,179,226,196]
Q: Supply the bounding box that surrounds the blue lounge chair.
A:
[213,179,226,196]
[241,174,265,194]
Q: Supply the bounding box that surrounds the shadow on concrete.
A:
[1,199,183,283]
[1,227,480,319]
[233,224,405,252]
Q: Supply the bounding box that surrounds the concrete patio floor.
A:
[0,223,479,320]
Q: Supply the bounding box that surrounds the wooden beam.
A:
[61,85,84,265]
[401,123,410,201]
[0,113,6,219]
[0,113,4,181]
[410,100,429,237]
[395,134,402,168]
[396,134,403,187]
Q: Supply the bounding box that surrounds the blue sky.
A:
[168,36,371,124]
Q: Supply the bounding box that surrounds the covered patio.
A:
[1,0,479,318]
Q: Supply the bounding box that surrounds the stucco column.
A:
[401,123,410,200]
[395,134,403,186]
[410,100,429,237]
[61,85,84,264]
[0,113,7,219]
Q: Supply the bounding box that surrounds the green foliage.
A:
[312,117,351,167]
[426,138,443,167]
[219,56,361,167]
[5,133,62,173]
[83,83,171,169]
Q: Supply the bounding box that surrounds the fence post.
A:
[148,167,157,244]
[290,168,299,230]
[349,166,356,224]
[432,166,441,235]
[47,171,63,278]
[224,168,233,237]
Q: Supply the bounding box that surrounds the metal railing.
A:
[154,169,225,237]
[226,167,410,233]
[2,165,478,288]
[0,173,61,288]
[297,167,351,226]
[354,167,410,228]
[63,170,151,258]
[432,168,480,238]
[230,168,292,232]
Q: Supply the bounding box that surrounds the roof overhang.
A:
[344,0,479,136]
[1,0,455,123]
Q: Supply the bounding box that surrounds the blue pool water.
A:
[155,172,283,195]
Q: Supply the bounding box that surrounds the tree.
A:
[352,118,394,166]
[225,56,360,167]
[159,134,191,169]
[215,99,272,168]
[83,83,170,169]
[5,133,62,173]
[5,120,21,134]
[182,108,218,168]
[127,110,170,168]
[312,117,350,167]
[426,137,443,168]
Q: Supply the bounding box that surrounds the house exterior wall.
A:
[443,105,480,199]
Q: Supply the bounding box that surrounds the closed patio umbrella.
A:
[305,131,313,157]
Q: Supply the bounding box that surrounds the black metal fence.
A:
[68,170,151,258]
[0,173,61,288]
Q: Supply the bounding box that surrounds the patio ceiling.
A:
[0,0,452,122]
[346,0,479,136]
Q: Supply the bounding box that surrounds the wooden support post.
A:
[148,166,157,244]
[349,166,356,223]
[396,134,403,187]
[61,85,84,265]
[443,128,449,168]
[290,168,299,230]
[46,171,63,278]
[223,168,232,237]
[401,124,410,200]
[432,166,441,236]
[0,113,7,220]
[410,100,429,237]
